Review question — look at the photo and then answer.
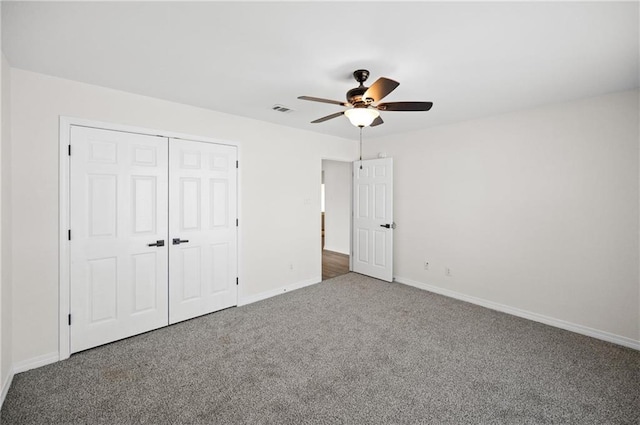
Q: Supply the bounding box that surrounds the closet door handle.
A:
[173,238,190,245]
[148,240,165,247]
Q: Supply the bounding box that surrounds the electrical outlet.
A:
[445,267,452,277]
[424,261,429,270]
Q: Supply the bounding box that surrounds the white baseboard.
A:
[395,276,640,351]
[12,351,60,374]
[238,276,321,307]
[323,246,349,256]
[1,368,13,409]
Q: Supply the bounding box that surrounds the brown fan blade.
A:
[376,102,433,111]
[298,96,349,107]
[370,116,384,127]
[362,77,399,103]
[311,111,345,123]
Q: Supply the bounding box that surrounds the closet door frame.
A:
[59,116,241,360]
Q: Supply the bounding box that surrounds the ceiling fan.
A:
[298,69,433,128]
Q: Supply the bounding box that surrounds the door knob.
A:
[172,238,190,245]
[148,240,165,247]
[379,223,396,229]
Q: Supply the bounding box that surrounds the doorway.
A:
[321,160,351,280]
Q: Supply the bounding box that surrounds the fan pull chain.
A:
[359,126,363,170]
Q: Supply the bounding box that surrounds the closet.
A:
[68,126,237,353]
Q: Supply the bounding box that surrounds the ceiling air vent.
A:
[272,104,293,113]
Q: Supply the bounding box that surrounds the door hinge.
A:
[236,160,239,169]
[68,145,71,156]
[68,314,71,326]
[68,229,71,240]
[236,277,239,286]
[236,218,238,227]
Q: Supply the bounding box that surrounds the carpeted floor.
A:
[2,273,639,424]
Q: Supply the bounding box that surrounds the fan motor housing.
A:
[348,69,372,106]
[347,86,368,106]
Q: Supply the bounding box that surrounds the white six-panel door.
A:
[168,139,238,324]
[352,158,394,282]
[70,126,169,353]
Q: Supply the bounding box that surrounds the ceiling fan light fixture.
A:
[299,69,432,127]
[344,108,380,127]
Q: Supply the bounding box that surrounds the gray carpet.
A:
[1,273,639,424]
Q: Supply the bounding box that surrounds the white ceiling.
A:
[2,1,638,141]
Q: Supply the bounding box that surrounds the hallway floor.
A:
[322,250,349,280]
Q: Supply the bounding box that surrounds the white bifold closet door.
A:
[70,127,169,353]
[69,127,238,354]
[168,139,238,324]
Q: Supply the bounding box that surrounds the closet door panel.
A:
[169,139,238,324]
[69,126,169,353]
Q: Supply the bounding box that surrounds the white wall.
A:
[1,24,15,403]
[0,63,11,404]
[10,69,357,366]
[0,53,12,400]
[365,90,640,345]
[322,160,351,254]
